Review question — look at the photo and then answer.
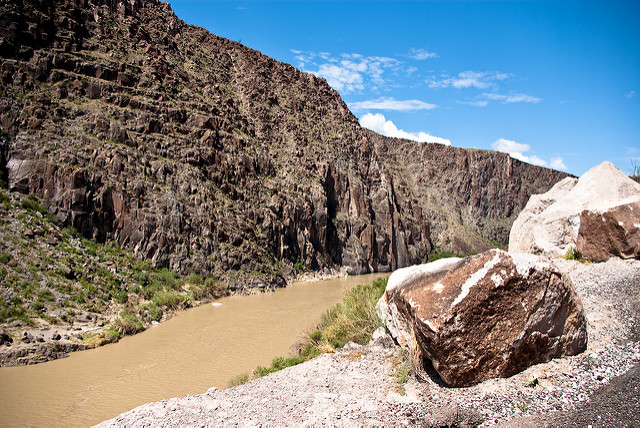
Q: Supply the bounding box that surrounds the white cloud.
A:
[491,138,566,170]
[407,48,438,60]
[293,51,402,93]
[316,64,364,92]
[492,138,531,153]
[349,97,437,112]
[492,138,546,167]
[483,92,541,104]
[550,157,568,171]
[626,90,636,98]
[360,113,451,145]
[510,152,548,167]
[457,100,489,107]
[427,71,510,90]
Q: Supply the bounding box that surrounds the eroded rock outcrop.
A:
[370,132,570,254]
[509,161,640,261]
[0,0,567,288]
[376,249,587,387]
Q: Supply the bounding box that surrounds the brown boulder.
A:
[576,201,640,262]
[376,249,587,387]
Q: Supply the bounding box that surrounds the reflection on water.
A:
[0,273,387,427]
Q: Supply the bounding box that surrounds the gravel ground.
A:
[97,257,640,427]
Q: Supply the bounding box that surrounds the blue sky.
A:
[167,0,640,176]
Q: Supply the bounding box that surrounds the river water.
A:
[0,273,387,427]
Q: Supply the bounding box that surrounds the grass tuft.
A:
[112,309,144,335]
[226,277,388,387]
[227,373,250,388]
[563,247,584,261]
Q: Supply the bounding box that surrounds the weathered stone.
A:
[509,162,640,260]
[576,201,640,261]
[376,249,587,387]
[22,332,33,343]
[0,329,12,345]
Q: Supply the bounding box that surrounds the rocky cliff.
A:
[0,0,568,289]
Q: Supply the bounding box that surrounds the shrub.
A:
[186,273,203,286]
[114,288,128,304]
[631,160,640,183]
[37,289,55,302]
[21,195,47,214]
[227,373,249,388]
[152,290,190,310]
[32,300,46,312]
[103,327,121,342]
[140,282,162,300]
[204,277,228,298]
[0,302,27,323]
[563,247,584,261]
[112,310,144,335]
[149,268,181,291]
[254,355,307,378]
[312,277,387,351]
[149,304,163,321]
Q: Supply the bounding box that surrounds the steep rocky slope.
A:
[370,132,568,253]
[0,0,568,290]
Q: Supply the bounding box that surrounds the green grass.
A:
[429,249,465,262]
[112,309,144,335]
[305,277,387,352]
[226,277,389,387]
[563,247,584,261]
[152,290,191,310]
[254,355,307,378]
[20,196,47,214]
[227,373,250,388]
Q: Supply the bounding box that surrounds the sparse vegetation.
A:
[0,192,227,345]
[389,348,412,394]
[631,160,640,183]
[20,195,47,214]
[152,290,191,310]
[226,277,388,387]
[428,240,467,262]
[563,247,585,262]
[227,373,250,388]
[112,309,144,335]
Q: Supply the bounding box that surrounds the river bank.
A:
[0,272,387,427]
[99,257,640,427]
[0,189,359,367]
[0,267,348,367]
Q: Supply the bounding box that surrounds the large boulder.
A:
[376,249,587,387]
[509,161,640,260]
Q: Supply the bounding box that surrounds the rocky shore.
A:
[0,260,345,367]
[98,256,640,427]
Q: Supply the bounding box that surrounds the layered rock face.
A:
[370,132,569,253]
[509,162,640,261]
[377,249,587,387]
[0,0,567,287]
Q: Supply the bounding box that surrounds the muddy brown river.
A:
[0,273,387,427]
